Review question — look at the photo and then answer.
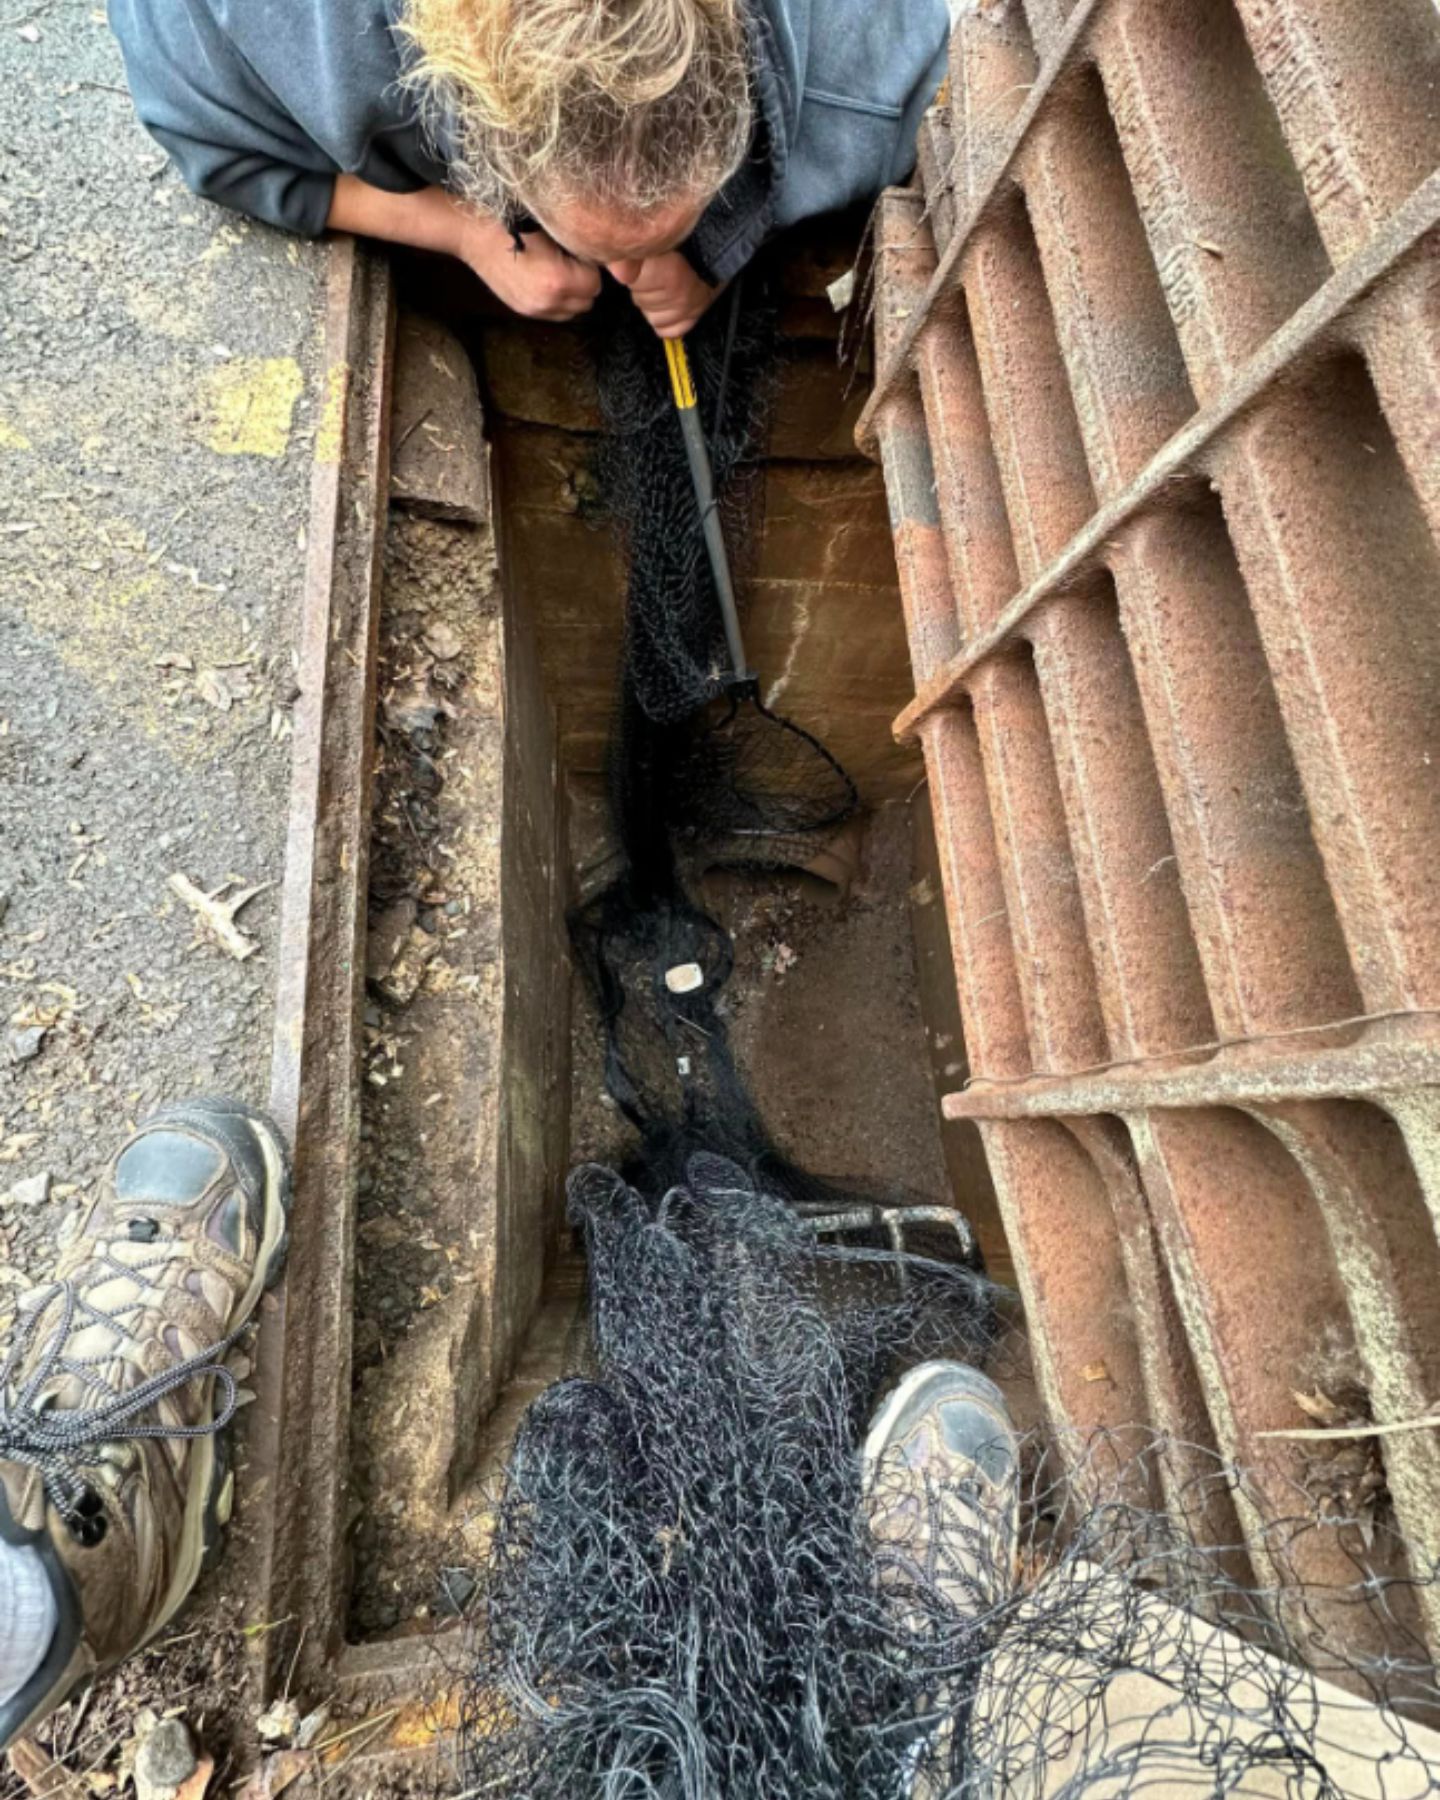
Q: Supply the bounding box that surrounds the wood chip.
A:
[195,666,253,711]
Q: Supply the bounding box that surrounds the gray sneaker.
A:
[864,1361,1020,1797]
[0,1098,290,1751]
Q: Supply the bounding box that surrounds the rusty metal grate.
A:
[864,0,1440,1655]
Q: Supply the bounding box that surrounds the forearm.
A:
[325,172,496,261]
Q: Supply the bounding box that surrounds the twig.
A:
[309,1708,402,1758]
[393,406,434,454]
[240,1614,296,1640]
[168,872,271,960]
[1258,1412,1440,1443]
[314,1708,403,1789]
[59,1681,96,1757]
[282,1623,308,1702]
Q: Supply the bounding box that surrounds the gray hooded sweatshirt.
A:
[107,0,948,281]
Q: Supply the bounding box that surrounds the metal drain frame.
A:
[865,0,1440,1659]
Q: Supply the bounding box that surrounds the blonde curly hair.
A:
[400,0,754,222]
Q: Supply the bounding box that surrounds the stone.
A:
[366,899,418,988]
[6,1171,51,1207]
[134,1717,197,1800]
[435,1565,478,1617]
[7,1025,45,1064]
[293,1705,331,1751]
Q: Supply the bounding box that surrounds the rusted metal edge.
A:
[943,1028,1440,1121]
[246,235,395,1699]
[855,0,1107,454]
[887,171,1440,743]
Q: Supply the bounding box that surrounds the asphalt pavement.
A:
[0,0,326,1275]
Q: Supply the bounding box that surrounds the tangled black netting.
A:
[454,273,1440,1798]
[570,274,867,1170]
[459,1159,1440,1796]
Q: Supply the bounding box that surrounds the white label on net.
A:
[665,962,705,994]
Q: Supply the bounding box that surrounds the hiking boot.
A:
[863,1361,1020,1797]
[0,1098,290,1750]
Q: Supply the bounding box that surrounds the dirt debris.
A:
[349,510,504,1639]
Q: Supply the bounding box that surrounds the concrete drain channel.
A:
[239,232,981,1772]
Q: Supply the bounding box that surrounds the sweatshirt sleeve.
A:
[109,0,347,237]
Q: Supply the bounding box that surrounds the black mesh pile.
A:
[458,1160,1440,1797]
[461,1157,1006,1798]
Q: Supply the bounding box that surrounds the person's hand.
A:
[458,211,601,322]
[608,251,723,338]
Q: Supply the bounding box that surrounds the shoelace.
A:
[0,1250,242,1536]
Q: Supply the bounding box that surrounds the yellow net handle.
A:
[664,337,698,411]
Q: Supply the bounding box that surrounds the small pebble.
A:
[134,1717,197,1800]
[255,1696,301,1744]
[6,1171,51,1207]
[8,1025,46,1065]
[294,1704,331,1750]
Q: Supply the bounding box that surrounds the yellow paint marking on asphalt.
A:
[205,356,304,459]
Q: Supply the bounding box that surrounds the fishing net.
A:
[587,275,856,876]
[458,1157,1440,1797]
[453,274,1440,1797]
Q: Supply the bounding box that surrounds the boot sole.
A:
[139,1104,292,1652]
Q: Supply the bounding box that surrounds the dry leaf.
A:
[1080,1361,1111,1384]
[1293,1388,1347,1428]
[173,1756,216,1800]
[195,666,253,712]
